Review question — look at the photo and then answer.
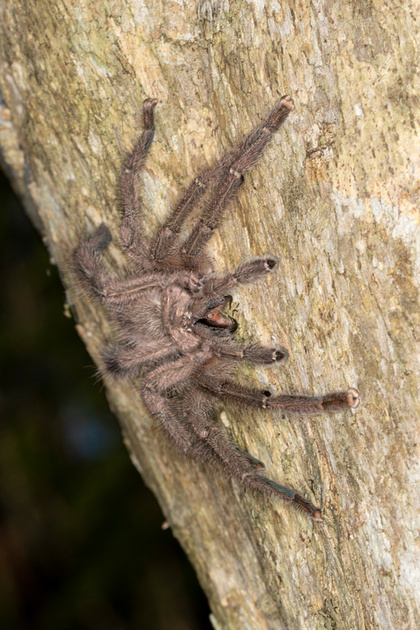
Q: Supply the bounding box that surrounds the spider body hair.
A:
[73,96,360,522]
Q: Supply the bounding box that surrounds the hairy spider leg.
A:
[151,146,241,262]
[235,448,265,470]
[151,96,294,263]
[142,356,219,460]
[72,223,114,299]
[142,363,216,466]
[143,389,199,454]
[124,344,323,521]
[141,354,355,520]
[180,96,295,259]
[72,225,169,306]
[101,341,178,378]
[120,98,158,261]
[214,341,289,365]
[192,255,280,319]
[198,376,360,414]
[183,389,323,521]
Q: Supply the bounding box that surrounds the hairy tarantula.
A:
[73,96,360,522]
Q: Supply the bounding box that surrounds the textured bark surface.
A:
[1,1,419,628]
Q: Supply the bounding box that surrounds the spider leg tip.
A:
[280,95,295,110]
[264,254,280,272]
[274,347,289,363]
[312,510,324,523]
[346,388,360,409]
[143,98,158,111]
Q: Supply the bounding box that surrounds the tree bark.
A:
[1,1,419,628]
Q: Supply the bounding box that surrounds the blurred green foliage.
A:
[0,170,211,630]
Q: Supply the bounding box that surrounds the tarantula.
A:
[73,96,360,522]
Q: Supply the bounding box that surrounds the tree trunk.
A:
[1,1,418,628]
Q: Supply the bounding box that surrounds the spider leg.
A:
[198,375,360,414]
[143,391,198,454]
[151,137,245,262]
[151,96,294,263]
[143,356,200,394]
[73,226,166,305]
[227,255,280,284]
[120,98,158,261]
[180,96,294,259]
[141,357,216,458]
[142,358,325,520]
[184,389,323,521]
[214,341,289,365]
[72,223,114,299]
[193,255,280,319]
[235,448,265,470]
[101,275,163,307]
[101,342,177,378]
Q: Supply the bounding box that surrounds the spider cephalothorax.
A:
[73,96,360,522]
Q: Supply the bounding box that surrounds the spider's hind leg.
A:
[120,98,158,261]
[72,224,158,305]
[72,223,113,299]
[181,96,294,259]
[101,341,178,379]
[151,96,294,266]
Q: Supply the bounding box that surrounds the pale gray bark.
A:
[1,1,419,628]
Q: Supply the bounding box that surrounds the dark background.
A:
[0,169,212,630]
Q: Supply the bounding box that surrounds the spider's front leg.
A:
[216,342,289,365]
[198,376,360,414]
[183,389,324,521]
